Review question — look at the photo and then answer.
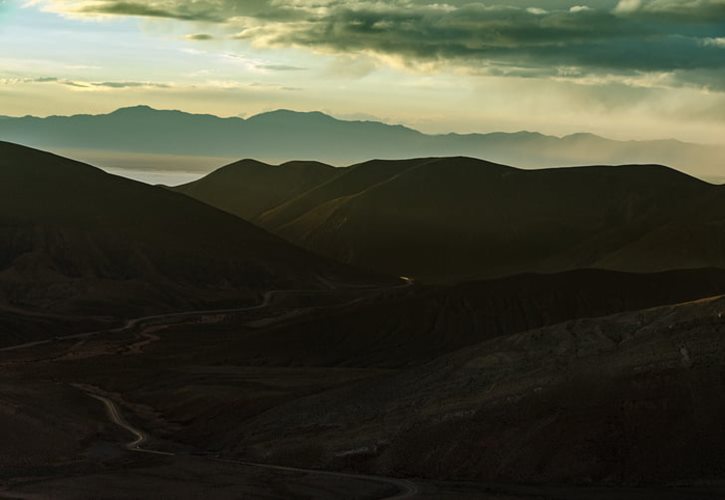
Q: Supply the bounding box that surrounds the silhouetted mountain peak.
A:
[222,158,271,169]
[173,156,341,220]
[248,109,337,123]
[210,159,336,177]
[563,132,601,140]
[280,160,336,169]
[107,106,231,124]
[110,104,159,115]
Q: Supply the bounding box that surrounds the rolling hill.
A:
[5,141,725,494]
[1,106,722,178]
[165,268,725,369]
[0,142,374,343]
[8,265,725,494]
[174,159,340,220]
[230,293,725,485]
[180,156,724,282]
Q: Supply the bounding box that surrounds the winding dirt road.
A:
[80,387,419,499]
[0,279,413,354]
[0,290,283,353]
[47,278,418,498]
[81,390,173,456]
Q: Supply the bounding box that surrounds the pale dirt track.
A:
[0,279,413,354]
[80,387,420,499]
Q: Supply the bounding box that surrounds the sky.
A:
[1,0,725,143]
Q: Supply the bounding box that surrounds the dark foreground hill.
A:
[4,267,725,497]
[174,159,340,220]
[0,142,373,343]
[179,156,725,282]
[207,268,725,368]
[233,294,725,485]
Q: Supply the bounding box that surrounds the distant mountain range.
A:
[175,156,725,282]
[0,105,722,179]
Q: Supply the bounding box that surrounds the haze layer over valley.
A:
[1,106,722,185]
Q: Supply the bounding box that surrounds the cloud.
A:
[30,76,59,83]
[60,80,89,88]
[35,0,291,22]
[76,1,224,21]
[0,76,61,85]
[256,64,307,72]
[32,0,725,90]
[635,0,725,21]
[614,0,641,13]
[248,81,303,91]
[221,53,307,72]
[0,76,173,89]
[91,81,171,88]
[186,33,214,41]
[703,37,725,48]
[3,75,307,96]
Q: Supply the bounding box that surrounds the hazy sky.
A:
[1,0,725,143]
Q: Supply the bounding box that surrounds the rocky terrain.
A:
[232,295,725,485]
[2,272,725,498]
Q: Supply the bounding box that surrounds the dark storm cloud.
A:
[54,0,725,89]
[79,1,222,21]
[73,0,305,22]
[634,0,725,21]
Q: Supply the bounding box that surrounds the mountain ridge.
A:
[8,105,707,144]
[0,141,378,344]
[176,156,723,282]
[1,105,722,177]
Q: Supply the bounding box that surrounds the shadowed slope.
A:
[0,142,372,326]
[256,157,430,229]
[597,188,725,272]
[188,157,717,281]
[278,161,710,280]
[187,268,725,369]
[232,293,725,485]
[14,266,725,489]
[173,159,339,220]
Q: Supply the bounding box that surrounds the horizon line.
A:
[1,104,707,147]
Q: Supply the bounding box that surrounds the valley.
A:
[3,270,725,499]
[2,144,725,499]
[4,3,725,497]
